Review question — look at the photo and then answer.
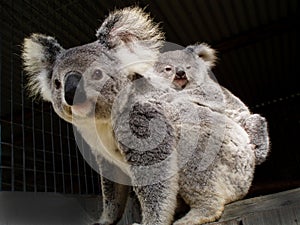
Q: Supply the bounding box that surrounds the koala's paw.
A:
[173,207,223,225]
[173,217,216,225]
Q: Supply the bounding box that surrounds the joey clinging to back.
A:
[22,7,164,126]
[154,43,270,165]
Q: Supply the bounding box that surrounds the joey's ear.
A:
[96,7,164,74]
[186,43,217,68]
[22,33,64,101]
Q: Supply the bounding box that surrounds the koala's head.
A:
[154,43,217,90]
[22,7,163,124]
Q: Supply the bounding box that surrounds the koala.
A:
[22,6,262,225]
[153,44,270,165]
[22,7,176,225]
[123,73,256,225]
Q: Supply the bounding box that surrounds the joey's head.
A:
[154,43,217,90]
[22,7,164,124]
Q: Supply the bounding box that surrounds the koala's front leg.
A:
[115,102,179,225]
[95,176,129,225]
[94,159,129,225]
[125,150,178,225]
[132,172,178,225]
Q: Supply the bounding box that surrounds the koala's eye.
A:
[54,79,61,89]
[92,69,103,80]
[165,66,172,72]
[186,66,191,70]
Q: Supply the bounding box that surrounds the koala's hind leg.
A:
[94,176,129,225]
[115,102,179,225]
[173,199,225,225]
[94,158,130,225]
[244,114,270,165]
[132,174,178,225]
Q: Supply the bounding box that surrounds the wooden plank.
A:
[278,206,300,225]
[243,209,285,225]
[209,205,300,225]
[218,188,300,222]
[241,205,300,225]
[0,188,299,224]
[79,188,300,224]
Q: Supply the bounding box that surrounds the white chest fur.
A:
[75,119,129,173]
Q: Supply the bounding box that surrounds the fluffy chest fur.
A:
[76,119,130,173]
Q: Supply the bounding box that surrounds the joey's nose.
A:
[64,72,87,106]
[175,68,186,78]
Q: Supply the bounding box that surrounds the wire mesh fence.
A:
[0,0,299,197]
[0,1,101,195]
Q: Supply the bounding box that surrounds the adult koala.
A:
[22,6,259,225]
[22,7,177,225]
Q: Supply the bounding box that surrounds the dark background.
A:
[0,0,299,197]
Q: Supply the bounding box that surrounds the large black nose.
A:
[175,68,186,78]
[64,72,87,106]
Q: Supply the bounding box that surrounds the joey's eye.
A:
[165,66,172,72]
[186,66,191,70]
[92,69,103,80]
[54,79,61,89]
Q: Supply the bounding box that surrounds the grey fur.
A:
[22,7,169,225]
[112,75,256,224]
[21,6,267,225]
[153,44,270,165]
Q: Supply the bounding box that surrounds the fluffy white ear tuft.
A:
[96,7,164,74]
[96,7,164,49]
[22,33,63,101]
[186,43,217,68]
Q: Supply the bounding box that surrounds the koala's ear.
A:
[96,7,164,49]
[186,43,217,68]
[22,33,64,101]
[96,7,164,74]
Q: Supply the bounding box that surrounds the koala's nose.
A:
[175,68,186,78]
[64,72,87,106]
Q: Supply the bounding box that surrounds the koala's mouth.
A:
[62,99,95,119]
[71,100,95,118]
[173,77,189,89]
